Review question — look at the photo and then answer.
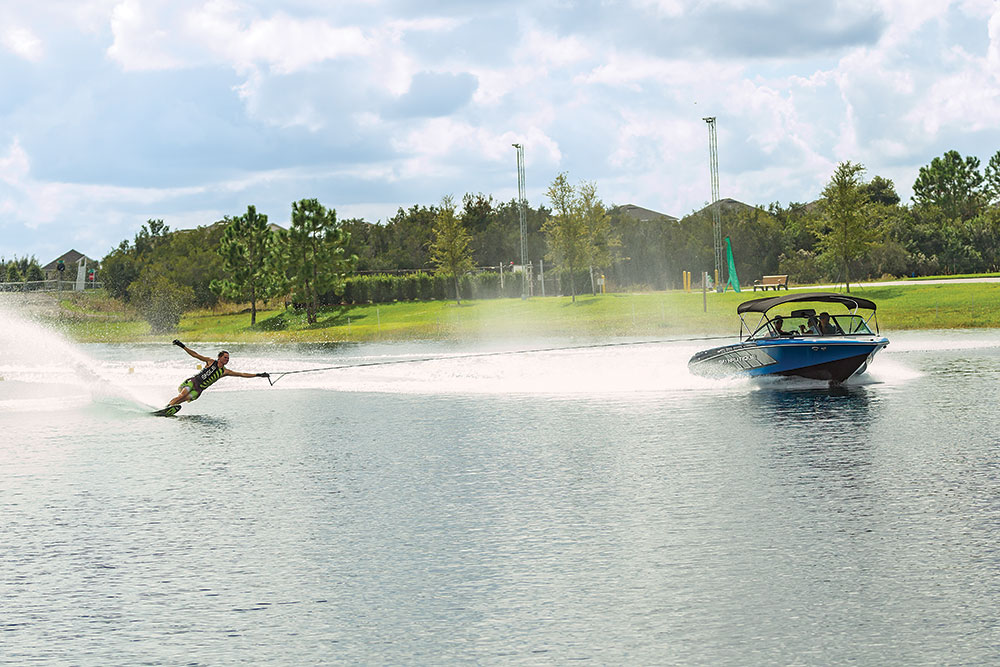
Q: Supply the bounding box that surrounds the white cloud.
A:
[364,38,418,97]
[107,0,376,75]
[608,113,703,170]
[69,0,124,33]
[384,16,465,35]
[630,0,687,18]
[578,52,745,93]
[899,22,1000,138]
[0,137,206,229]
[906,65,1000,136]
[6,0,1000,260]
[987,6,1000,79]
[392,118,561,173]
[106,0,190,71]
[521,25,591,68]
[727,81,797,154]
[470,24,594,107]
[0,138,31,186]
[185,2,374,75]
[1,26,43,62]
[471,64,537,106]
[336,201,412,223]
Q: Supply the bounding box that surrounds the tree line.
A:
[101,200,353,330]
[608,149,1000,292]
[96,148,1000,330]
[0,257,45,283]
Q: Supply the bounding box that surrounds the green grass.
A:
[168,294,743,341]
[43,282,1000,344]
[860,283,1000,329]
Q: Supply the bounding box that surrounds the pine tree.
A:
[212,205,283,325]
[6,261,22,282]
[287,199,355,324]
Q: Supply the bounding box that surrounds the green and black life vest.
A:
[190,360,225,392]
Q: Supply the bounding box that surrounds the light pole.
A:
[703,116,724,292]
[513,143,528,299]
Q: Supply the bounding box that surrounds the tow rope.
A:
[263,334,734,386]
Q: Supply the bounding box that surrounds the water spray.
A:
[261,335,735,386]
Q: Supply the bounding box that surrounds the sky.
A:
[2,0,1000,264]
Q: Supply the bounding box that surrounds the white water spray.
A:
[0,301,155,413]
[0,295,939,415]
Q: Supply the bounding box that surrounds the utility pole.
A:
[513,143,528,299]
[703,117,724,292]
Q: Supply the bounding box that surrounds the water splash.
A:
[250,342,749,396]
[0,301,153,412]
[0,297,933,410]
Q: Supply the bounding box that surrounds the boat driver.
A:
[772,316,794,337]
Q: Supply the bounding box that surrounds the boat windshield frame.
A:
[737,293,880,341]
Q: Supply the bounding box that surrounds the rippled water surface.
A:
[3,313,1000,664]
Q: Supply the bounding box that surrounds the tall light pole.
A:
[703,117,724,291]
[513,143,528,299]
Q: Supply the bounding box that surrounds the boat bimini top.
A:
[736,292,880,341]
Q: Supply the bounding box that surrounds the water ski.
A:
[152,405,182,417]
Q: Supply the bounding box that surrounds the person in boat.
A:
[772,316,795,336]
[166,340,268,407]
[800,315,821,335]
[817,312,839,335]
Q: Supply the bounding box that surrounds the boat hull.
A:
[688,337,888,383]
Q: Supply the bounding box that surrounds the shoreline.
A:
[4,282,1000,344]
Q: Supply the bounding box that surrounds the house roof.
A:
[612,204,678,223]
[42,249,97,271]
[691,198,769,217]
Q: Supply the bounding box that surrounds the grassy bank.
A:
[32,281,1000,344]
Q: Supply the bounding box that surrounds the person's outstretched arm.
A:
[173,340,213,364]
[224,369,269,379]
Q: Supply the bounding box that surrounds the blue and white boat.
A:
[688,292,889,383]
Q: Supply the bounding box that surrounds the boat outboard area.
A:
[688,292,890,384]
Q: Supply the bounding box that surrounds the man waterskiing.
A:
[155,340,268,415]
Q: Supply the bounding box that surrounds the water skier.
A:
[164,340,268,410]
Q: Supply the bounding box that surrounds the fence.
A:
[0,280,103,293]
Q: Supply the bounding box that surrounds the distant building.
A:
[689,197,770,219]
[42,250,98,281]
[607,205,681,290]
[612,204,679,223]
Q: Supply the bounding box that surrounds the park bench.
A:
[752,274,789,291]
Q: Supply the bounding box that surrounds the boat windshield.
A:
[750,313,874,339]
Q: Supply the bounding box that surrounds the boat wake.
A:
[1,297,939,416]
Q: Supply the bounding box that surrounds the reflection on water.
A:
[3,327,1000,664]
[747,385,878,493]
[748,383,875,430]
[178,413,233,430]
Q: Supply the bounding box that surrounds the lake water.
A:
[2,306,1000,664]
